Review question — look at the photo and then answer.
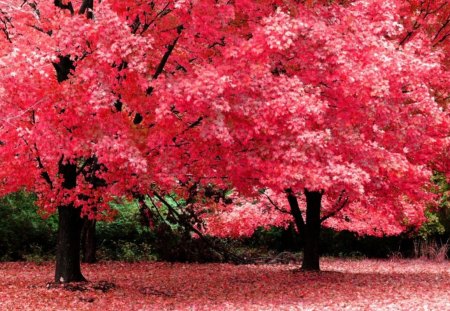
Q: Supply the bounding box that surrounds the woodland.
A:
[0,0,450,310]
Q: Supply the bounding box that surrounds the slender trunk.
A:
[301,189,323,271]
[55,205,86,282]
[81,218,97,263]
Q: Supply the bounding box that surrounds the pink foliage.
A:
[0,0,449,236]
[0,259,449,310]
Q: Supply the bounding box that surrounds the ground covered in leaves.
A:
[0,259,449,310]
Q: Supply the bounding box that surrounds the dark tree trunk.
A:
[81,218,97,263]
[55,204,86,283]
[55,162,86,283]
[301,189,323,271]
[286,189,305,248]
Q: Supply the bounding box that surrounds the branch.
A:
[54,0,74,15]
[180,117,203,135]
[433,14,450,42]
[78,0,93,19]
[21,0,40,18]
[285,188,306,234]
[0,10,12,43]
[26,24,52,36]
[152,190,247,264]
[433,31,450,47]
[140,3,171,35]
[143,194,169,225]
[261,191,290,215]
[152,25,183,80]
[320,190,349,223]
[31,143,53,189]
[75,157,94,176]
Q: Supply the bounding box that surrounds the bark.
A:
[301,189,323,271]
[55,205,86,283]
[55,162,86,283]
[81,218,97,263]
[286,189,306,238]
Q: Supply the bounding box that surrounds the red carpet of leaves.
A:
[0,259,449,310]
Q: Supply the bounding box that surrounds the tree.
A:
[0,0,239,282]
[0,0,150,282]
[154,0,450,270]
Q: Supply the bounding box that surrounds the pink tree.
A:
[0,0,240,282]
[0,0,157,282]
[154,0,450,270]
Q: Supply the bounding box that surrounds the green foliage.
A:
[0,192,223,263]
[249,225,302,252]
[142,194,224,262]
[97,240,156,262]
[0,191,57,261]
[417,210,446,240]
[429,172,450,235]
[96,196,221,262]
[2,190,444,262]
[22,244,54,264]
[414,171,450,244]
[319,229,408,258]
[96,199,155,262]
[247,226,414,259]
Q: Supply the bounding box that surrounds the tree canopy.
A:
[0,0,449,273]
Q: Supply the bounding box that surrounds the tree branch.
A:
[433,14,450,42]
[30,142,53,189]
[0,10,13,43]
[152,24,184,80]
[285,188,306,235]
[140,3,172,35]
[152,190,247,264]
[261,190,290,215]
[54,0,74,15]
[320,190,349,223]
[75,157,94,176]
[78,0,93,19]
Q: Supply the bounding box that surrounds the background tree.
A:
[154,0,450,270]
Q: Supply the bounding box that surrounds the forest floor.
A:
[0,258,449,310]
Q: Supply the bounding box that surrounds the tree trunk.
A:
[81,218,97,263]
[301,189,323,271]
[55,161,86,283]
[55,204,86,283]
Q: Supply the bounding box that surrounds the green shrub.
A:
[0,191,57,261]
[97,240,156,262]
[96,200,156,261]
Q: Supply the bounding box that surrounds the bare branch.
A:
[320,190,349,223]
[151,190,247,264]
[261,190,290,215]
